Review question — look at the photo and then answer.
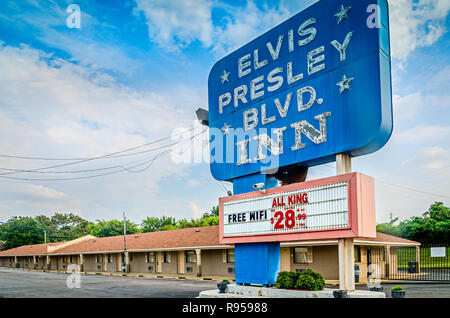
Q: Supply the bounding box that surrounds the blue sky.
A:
[0,0,449,225]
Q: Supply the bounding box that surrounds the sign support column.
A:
[337,153,355,292]
[233,173,280,286]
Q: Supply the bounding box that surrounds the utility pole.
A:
[122,212,127,273]
[123,212,127,252]
[44,230,48,270]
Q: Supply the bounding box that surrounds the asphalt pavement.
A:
[1,268,449,298]
[355,282,450,298]
[0,268,218,298]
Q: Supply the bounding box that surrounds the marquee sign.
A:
[219,173,376,244]
[208,0,392,181]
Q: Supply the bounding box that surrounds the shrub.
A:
[275,271,299,289]
[302,269,325,290]
[391,286,404,291]
[275,270,325,291]
[294,274,317,290]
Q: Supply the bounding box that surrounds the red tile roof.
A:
[51,226,222,255]
[0,242,61,256]
[357,232,420,245]
[0,226,420,256]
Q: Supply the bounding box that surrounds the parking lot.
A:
[1,268,449,298]
[356,282,450,298]
[0,268,218,298]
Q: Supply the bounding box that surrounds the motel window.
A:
[97,254,102,264]
[186,251,196,263]
[163,251,171,263]
[354,246,361,263]
[226,249,235,263]
[147,252,155,263]
[294,247,312,264]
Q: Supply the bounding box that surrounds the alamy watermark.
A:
[66,4,81,29]
[366,4,381,29]
[66,264,81,289]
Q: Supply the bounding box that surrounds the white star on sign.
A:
[220,70,230,84]
[221,123,231,135]
[336,74,354,94]
[334,5,351,24]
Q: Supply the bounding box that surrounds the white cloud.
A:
[0,43,200,220]
[396,125,450,143]
[187,179,201,187]
[211,1,291,56]
[0,43,189,157]
[189,201,205,218]
[401,146,449,172]
[393,93,424,119]
[134,0,214,52]
[134,0,315,56]
[389,0,450,61]
[134,0,450,61]
[24,184,68,199]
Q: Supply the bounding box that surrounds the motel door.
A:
[367,248,372,276]
[280,248,291,272]
[177,251,185,274]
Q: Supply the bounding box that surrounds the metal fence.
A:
[369,244,450,281]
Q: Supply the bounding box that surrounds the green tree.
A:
[0,217,45,249]
[141,216,177,232]
[199,215,219,226]
[210,206,219,217]
[400,202,450,244]
[89,220,140,237]
[35,213,91,241]
[140,206,219,232]
[377,202,450,244]
[376,216,402,237]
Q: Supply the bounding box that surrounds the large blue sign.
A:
[208,0,392,181]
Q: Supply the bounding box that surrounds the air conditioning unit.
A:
[148,266,153,271]
[97,265,101,270]
[296,269,306,273]
[228,267,234,273]
[186,267,193,272]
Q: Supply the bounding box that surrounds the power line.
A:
[0,129,207,181]
[0,141,182,175]
[374,179,450,200]
[0,151,167,181]
[215,180,230,194]
[0,126,199,177]
[0,126,197,162]
[320,163,450,200]
[0,151,168,174]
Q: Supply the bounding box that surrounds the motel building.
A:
[0,225,419,284]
